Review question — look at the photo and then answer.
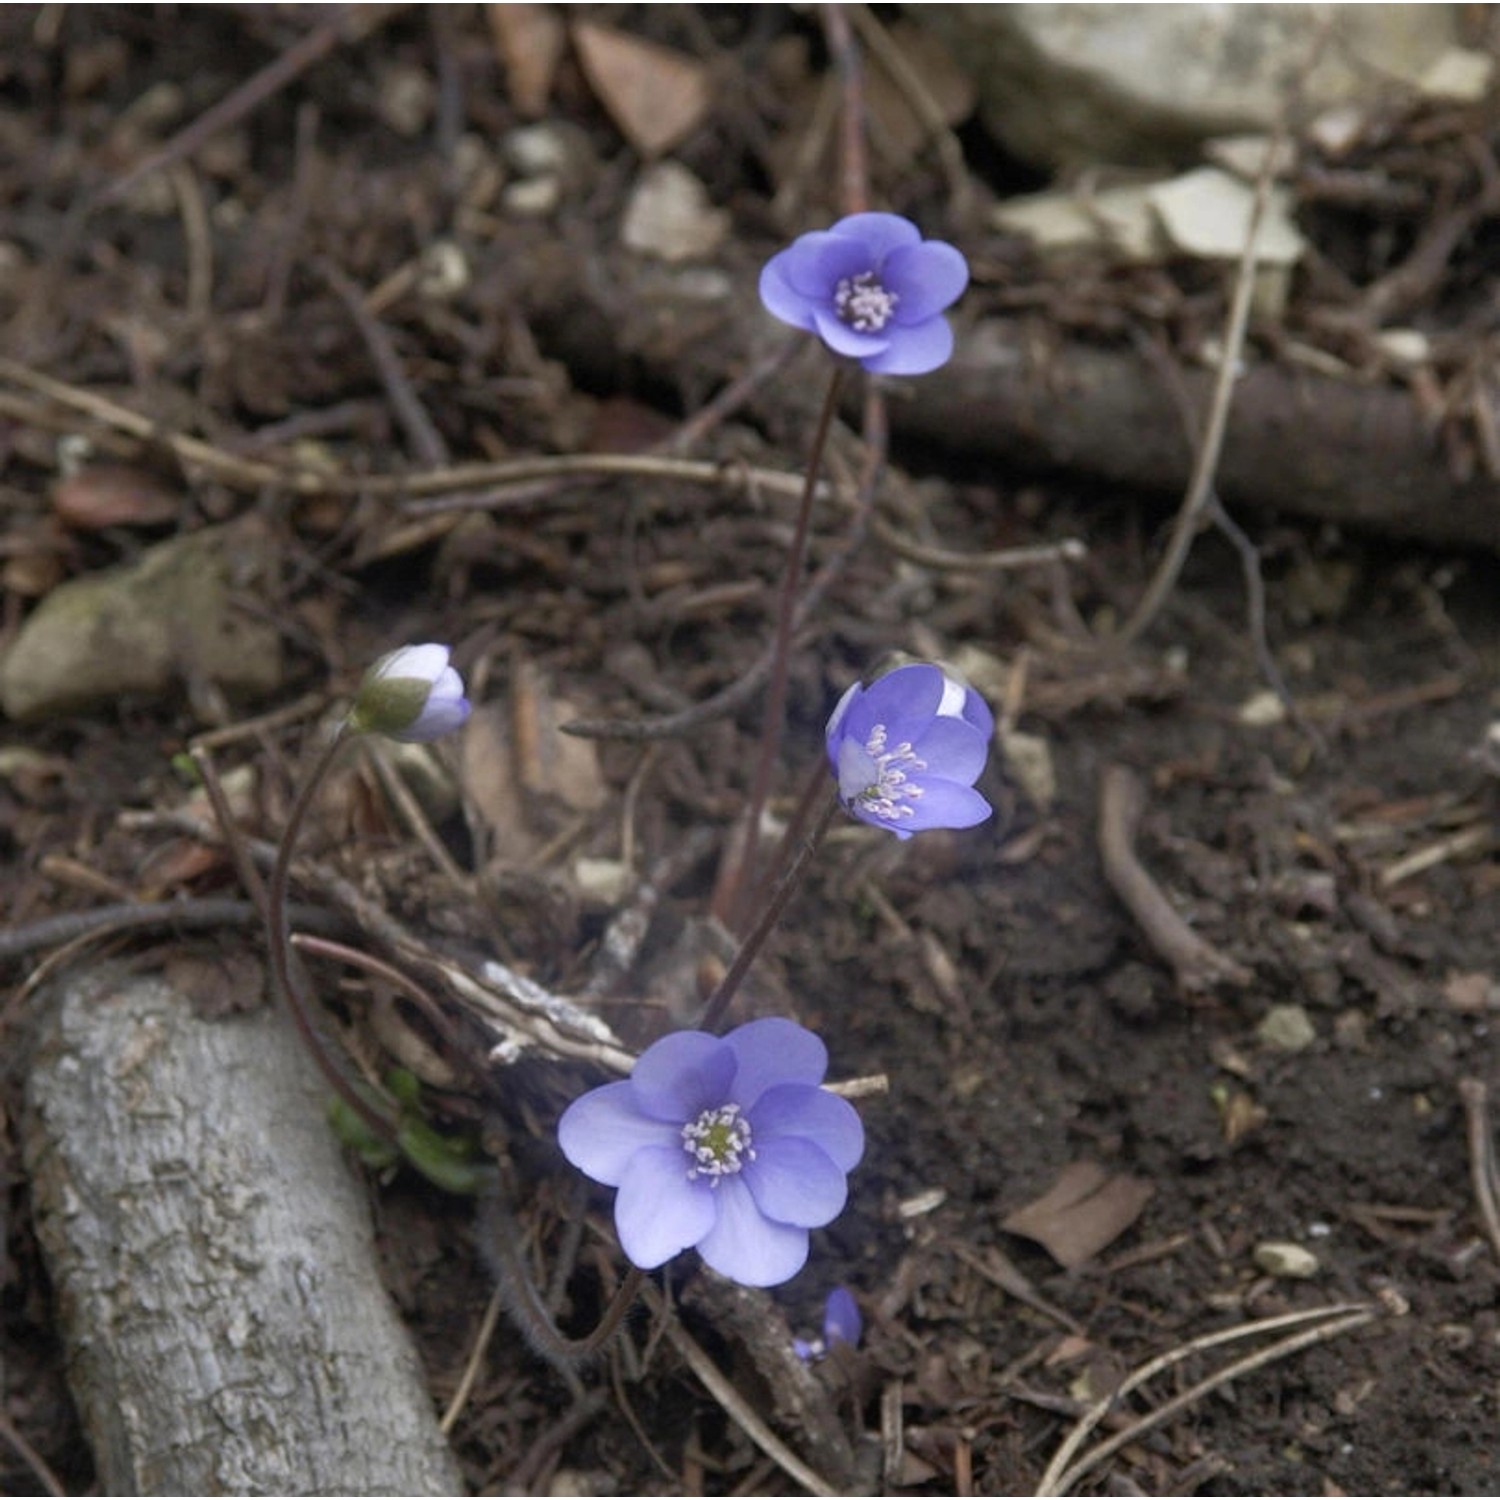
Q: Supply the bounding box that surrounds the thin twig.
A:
[639,1280,839,1498]
[821,3,869,218]
[0,1408,65,1499]
[189,742,268,914]
[1205,492,1326,753]
[698,789,840,1034]
[846,2,972,220]
[667,336,806,454]
[0,357,832,504]
[714,365,845,927]
[266,728,399,1142]
[566,383,888,744]
[1037,1304,1377,1496]
[0,896,332,964]
[1459,1078,1500,1265]
[318,256,450,467]
[97,5,396,206]
[876,523,1086,574]
[439,1284,505,1434]
[361,738,470,888]
[167,162,214,322]
[1097,764,1252,993]
[1115,133,1281,646]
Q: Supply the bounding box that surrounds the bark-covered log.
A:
[23,968,465,1497]
[901,319,1500,553]
[519,246,1500,553]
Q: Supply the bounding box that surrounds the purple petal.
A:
[743,1137,848,1228]
[776,231,873,298]
[750,1083,865,1172]
[949,680,995,741]
[725,1018,827,1108]
[631,1031,734,1122]
[824,1286,862,1348]
[883,241,969,323]
[898,779,993,833]
[811,308,892,360]
[615,1146,716,1269]
[835,734,880,806]
[829,211,922,262]
[911,715,989,786]
[558,1081,680,1186]
[825,682,861,751]
[860,316,954,376]
[841,664,944,743]
[758,256,819,332]
[694,1177,810,1286]
[852,802,916,839]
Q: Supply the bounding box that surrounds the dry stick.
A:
[189,742,268,914]
[96,5,397,207]
[0,1408,65,1500]
[1097,764,1252,993]
[698,789,841,1035]
[167,162,214,322]
[0,896,333,966]
[1206,492,1326,752]
[713,365,845,928]
[318,257,451,467]
[846,2,972,221]
[290,933,476,1081]
[439,1283,505,1434]
[1038,1304,1377,1497]
[638,1281,838,1499]
[1459,1078,1500,1265]
[667,335,806,454]
[266,728,398,1143]
[360,739,470,888]
[821,3,869,217]
[1131,325,1319,748]
[1115,135,1280,647]
[876,525,1087,574]
[0,359,828,505]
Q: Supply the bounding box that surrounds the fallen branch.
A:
[1097,764,1252,994]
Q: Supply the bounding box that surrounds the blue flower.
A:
[826,663,993,838]
[759,212,969,375]
[348,643,471,742]
[558,1018,865,1288]
[794,1285,863,1362]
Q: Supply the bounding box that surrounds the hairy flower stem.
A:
[699,784,840,1035]
[266,726,398,1145]
[479,1188,646,1369]
[712,364,846,931]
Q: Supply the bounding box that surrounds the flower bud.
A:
[348,643,470,742]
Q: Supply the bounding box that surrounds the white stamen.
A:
[834,271,898,333]
[681,1103,754,1186]
[851,722,926,823]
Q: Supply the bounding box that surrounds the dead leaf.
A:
[487,3,566,119]
[1001,1161,1154,1269]
[163,950,265,1019]
[510,661,608,814]
[570,21,709,158]
[460,701,536,861]
[53,464,178,529]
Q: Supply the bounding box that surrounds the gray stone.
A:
[0,518,284,722]
[915,4,1460,168]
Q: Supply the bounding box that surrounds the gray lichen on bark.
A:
[23,967,465,1497]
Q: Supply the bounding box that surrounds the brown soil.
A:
[3,7,1500,1496]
